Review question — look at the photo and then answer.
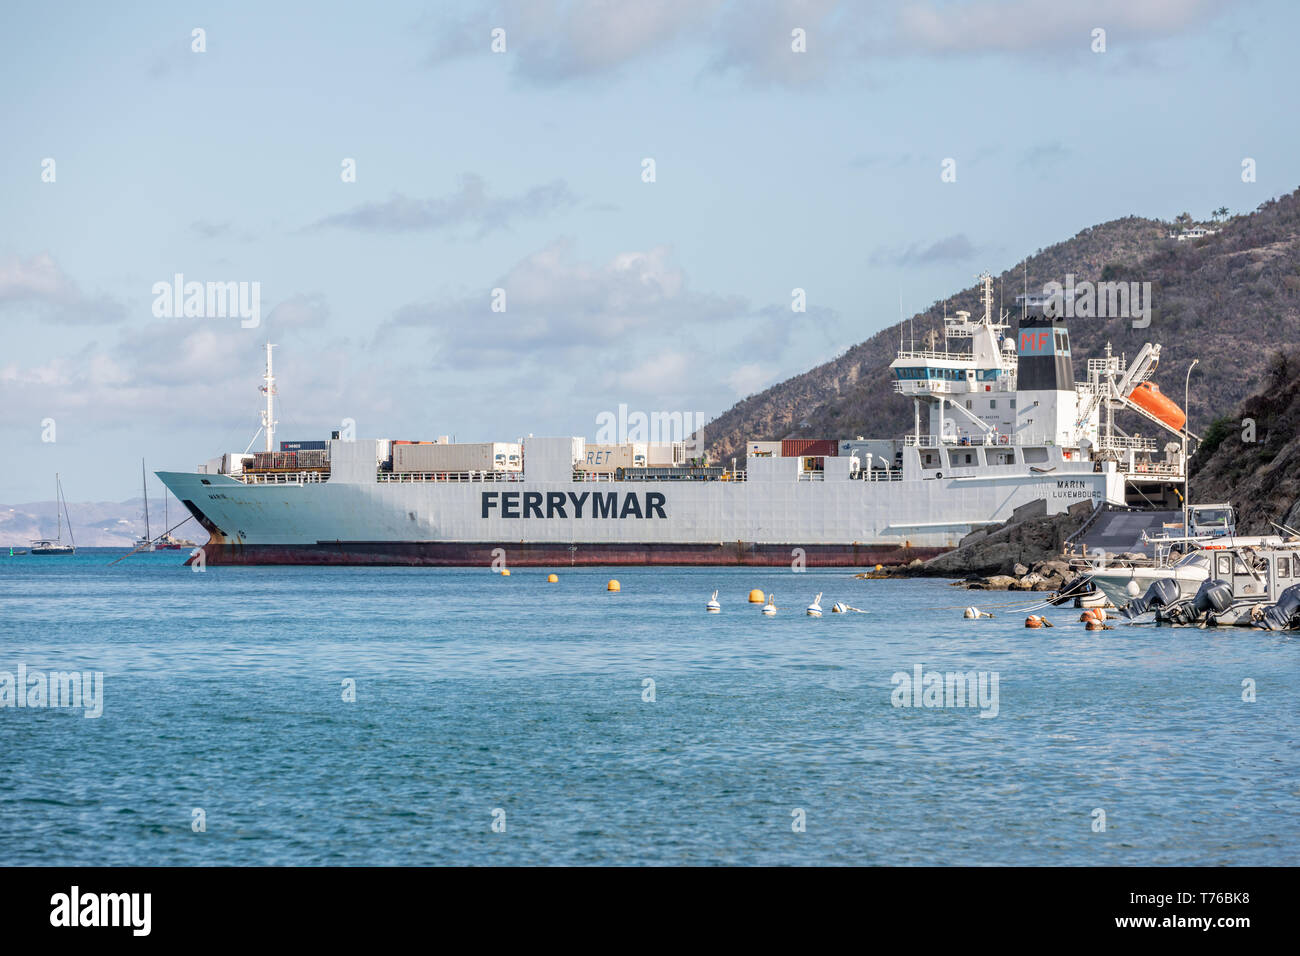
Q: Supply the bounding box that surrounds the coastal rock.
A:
[983,575,1019,590]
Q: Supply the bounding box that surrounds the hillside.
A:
[1187,349,1300,534]
[0,495,206,548]
[706,189,1300,461]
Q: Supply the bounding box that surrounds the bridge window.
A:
[1280,557,1291,578]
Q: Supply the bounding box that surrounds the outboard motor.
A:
[1051,573,1095,606]
[1119,577,1181,619]
[1256,583,1300,630]
[1167,578,1232,625]
[1193,578,1234,616]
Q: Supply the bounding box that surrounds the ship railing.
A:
[1087,357,1125,374]
[377,470,526,483]
[238,471,328,485]
[893,349,977,362]
[1120,461,1183,477]
[861,468,903,481]
[796,471,826,482]
[1096,435,1160,452]
[574,470,748,482]
[892,380,1014,395]
[905,433,1049,448]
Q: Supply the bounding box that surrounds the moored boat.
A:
[30,474,76,556]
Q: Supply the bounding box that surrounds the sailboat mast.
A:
[62,477,75,550]
[142,458,150,540]
[55,472,62,541]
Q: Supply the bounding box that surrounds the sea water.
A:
[1,550,1296,865]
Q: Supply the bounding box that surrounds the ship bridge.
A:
[890,273,1018,443]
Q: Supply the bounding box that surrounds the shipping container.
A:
[646,442,687,466]
[222,452,253,475]
[392,441,522,473]
[296,449,329,467]
[280,440,328,451]
[576,443,648,472]
[781,439,838,458]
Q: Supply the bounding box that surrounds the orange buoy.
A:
[1128,382,1187,432]
[607,579,620,592]
[748,589,765,603]
[1025,616,1042,628]
[547,573,558,583]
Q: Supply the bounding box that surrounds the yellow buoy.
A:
[875,564,883,572]
[501,569,511,577]
[748,589,765,603]
[547,573,558,583]
[607,579,620,592]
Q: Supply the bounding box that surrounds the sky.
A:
[1,0,1296,501]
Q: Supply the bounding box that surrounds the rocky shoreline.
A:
[861,499,1096,592]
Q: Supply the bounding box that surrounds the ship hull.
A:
[191,540,947,567]
[159,459,1125,568]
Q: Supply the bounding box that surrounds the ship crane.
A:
[1077,342,1199,444]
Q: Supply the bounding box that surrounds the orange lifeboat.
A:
[1129,382,1187,431]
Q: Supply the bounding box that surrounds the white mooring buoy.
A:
[706,590,721,613]
[806,592,823,617]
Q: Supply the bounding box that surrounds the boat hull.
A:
[190,540,947,567]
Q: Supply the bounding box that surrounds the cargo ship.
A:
[158,278,1194,567]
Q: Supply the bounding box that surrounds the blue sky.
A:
[1,0,1295,500]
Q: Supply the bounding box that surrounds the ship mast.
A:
[260,342,278,453]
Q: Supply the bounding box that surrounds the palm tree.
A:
[1213,206,1229,222]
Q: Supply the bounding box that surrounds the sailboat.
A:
[156,489,196,550]
[31,474,76,555]
[133,459,155,551]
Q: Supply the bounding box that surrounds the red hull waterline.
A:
[187,540,949,568]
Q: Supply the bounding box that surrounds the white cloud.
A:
[0,253,124,324]
[308,174,577,236]
[385,238,748,366]
[422,0,1233,87]
[894,0,1226,53]
[725,362,773,398]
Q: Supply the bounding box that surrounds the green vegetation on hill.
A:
[706,189,1300,462]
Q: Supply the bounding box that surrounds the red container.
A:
[781,439,838,457]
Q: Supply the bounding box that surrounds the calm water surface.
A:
[1,550,1296,865]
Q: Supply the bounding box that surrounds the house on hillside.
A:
[1168,225,1219,241]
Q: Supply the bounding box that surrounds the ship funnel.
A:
[1015,295,1072,393]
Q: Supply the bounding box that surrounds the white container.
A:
[646,442,683,466]
[222,452,253,475]
[392,442,521,473]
